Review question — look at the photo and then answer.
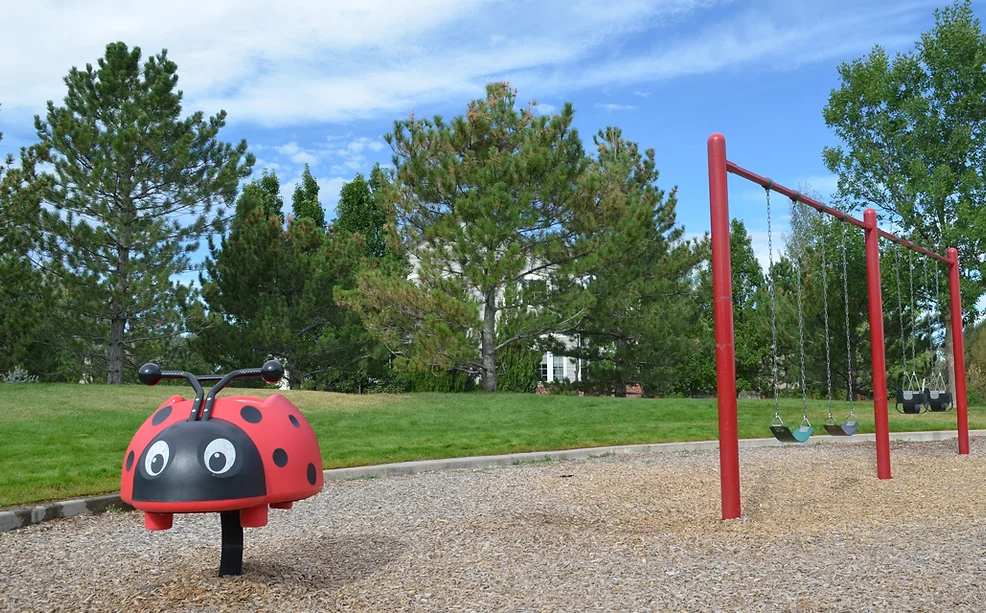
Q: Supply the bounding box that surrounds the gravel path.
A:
[2,438,986,612]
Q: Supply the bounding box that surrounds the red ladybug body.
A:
[121,392,323,530]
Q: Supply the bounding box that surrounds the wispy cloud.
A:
[565,1,934,90]
[0,0,940,130]
[595,103,635,112]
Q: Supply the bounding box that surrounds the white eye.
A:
[144,441,170,477]
[203,438,237,475]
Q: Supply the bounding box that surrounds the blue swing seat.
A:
[770,417,813,443]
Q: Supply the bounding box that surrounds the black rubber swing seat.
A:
[823,418,859,437]
[926,390,952,412]
[895,388,926,414]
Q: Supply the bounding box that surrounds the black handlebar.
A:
[137,361,285,421]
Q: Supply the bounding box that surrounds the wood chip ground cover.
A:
[1,438,985,612]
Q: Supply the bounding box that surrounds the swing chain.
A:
[766,188,781,423]
[841,222,856,419]
[894,244,909,386]
[819,211,834,422]
[908,248,919,384]
[933,262,947,390]
[924,257,935,383]
[793,201,809,425]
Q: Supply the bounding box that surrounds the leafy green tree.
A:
[565,127,702,396]
[28,42,254,383]
[334,166,389,260]
[781,201,872,401]
[966,319,986,403]
[822,0,986,396]
[292,164,324,227]
[690,219,768,396]
[341,82,605,392]
[199,172,384,389]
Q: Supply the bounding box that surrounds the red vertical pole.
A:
[947,247,970,455]
[864,208,892,479]
[708,133,741,520]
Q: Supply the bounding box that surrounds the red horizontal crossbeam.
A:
[725,161,949,264]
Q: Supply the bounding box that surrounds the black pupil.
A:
[209,452,226,472]
[151,454,164,473]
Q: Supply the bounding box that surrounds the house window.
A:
[553,355,565,381]
[540,355,549,381]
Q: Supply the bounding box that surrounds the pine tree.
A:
[291,164,324,228]
[335,167,387,259]
[340,83,625,392]
[29,42,254,383]
[199,171,382,389]
[566,127,703,396]
[249,169,284,221]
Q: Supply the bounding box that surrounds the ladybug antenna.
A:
[200,360,285,421]
[138,363,210,420]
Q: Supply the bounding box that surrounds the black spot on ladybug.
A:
[273,449,288,467]
[307,463,317,485]
[240,406,262,423]
[152,405,172,426]
[126,450,134,471]
[289,414,300,428]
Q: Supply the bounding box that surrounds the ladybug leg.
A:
[239,504,268,528]
[145,512,173,530]
[270,502,293,510]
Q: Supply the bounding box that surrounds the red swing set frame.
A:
[707,133,970,521]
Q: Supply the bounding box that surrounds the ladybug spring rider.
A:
[121,360,323,576]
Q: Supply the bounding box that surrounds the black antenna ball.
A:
[261,360,284,384]
[138,363,162,386]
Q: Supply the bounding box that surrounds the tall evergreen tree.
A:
[291,164,324,227]
[0,109,38,374]
[199,171,382,389]
[335,166,388,259]
[565,128,703,396]
[28,42,254,383]
[690,219,769,396]
[250,169,284,221]
[340,83,603,392]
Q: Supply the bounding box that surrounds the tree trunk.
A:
[481,298,497,392]
[107,315,127,384]
[108,231,131,385]
[614,380,627,398]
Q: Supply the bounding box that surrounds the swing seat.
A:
[770,424,813,443]
[823,418,859,437]
[895,388,926,414]
[926,390,952,412]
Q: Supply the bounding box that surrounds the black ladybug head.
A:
[131,418,266,504]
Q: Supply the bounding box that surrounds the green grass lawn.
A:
[0,383,982,508]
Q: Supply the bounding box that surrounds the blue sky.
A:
[1,0,976,270]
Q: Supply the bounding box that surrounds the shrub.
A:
[2,366,39,384]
